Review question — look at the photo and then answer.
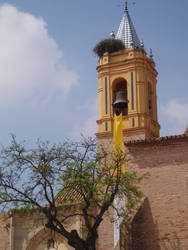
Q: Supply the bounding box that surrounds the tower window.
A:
[112,79,128,116]
[132,118,135,128]
[148,82,153,117]
[149,100,152,110]
[105,121,108,131]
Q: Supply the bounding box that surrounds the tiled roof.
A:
[55,184,83,205]
[116,5,141,49]
[125,134,188,146]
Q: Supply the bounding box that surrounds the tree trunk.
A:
[74,242,96,250]
[71,234,97,250]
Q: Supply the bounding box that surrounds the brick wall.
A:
[127,136,188,250]
[97,136,188,250]
[0,213,10,250]
[97,211,114,250]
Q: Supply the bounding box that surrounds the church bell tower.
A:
[96,4,160,141]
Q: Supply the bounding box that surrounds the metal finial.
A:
[124,1,136,12]
[110,30,115,39]
[140,39,144,48]
[125,1,128,12]
[150,49,153,60]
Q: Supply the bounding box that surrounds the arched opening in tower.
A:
[112,78,128,116]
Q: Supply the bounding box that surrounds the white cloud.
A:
[160,99,188,135]
[161,100,188,124]
[70,115,98,139]
[69,97,98,139]
[0,4,78,108]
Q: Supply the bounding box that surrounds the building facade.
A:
[0,3,188,250]
[96,3,188,250]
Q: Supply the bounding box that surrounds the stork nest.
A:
[93,38,125,58]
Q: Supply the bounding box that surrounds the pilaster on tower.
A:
[96,5,160,141]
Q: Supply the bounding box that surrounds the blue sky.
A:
[0,0,187,144]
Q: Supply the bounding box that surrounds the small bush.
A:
[93,38,125,57]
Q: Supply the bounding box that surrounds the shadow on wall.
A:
[130,198,183,250]
[160,221,183,250]
[131,197,160,250]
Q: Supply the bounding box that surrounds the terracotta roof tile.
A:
[55,184,83,205]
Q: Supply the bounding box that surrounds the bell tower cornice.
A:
[97,49,158,79]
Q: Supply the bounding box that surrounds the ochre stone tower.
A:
[96,5,160,141]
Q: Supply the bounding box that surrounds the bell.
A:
[113,89,128,109]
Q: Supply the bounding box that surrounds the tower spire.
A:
[116,1,141,49]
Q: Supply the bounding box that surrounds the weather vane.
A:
[117,1,136,12]
[126,1,136,7]
[123,1,136,11]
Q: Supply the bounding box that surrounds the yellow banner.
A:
[113,113,125,175]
